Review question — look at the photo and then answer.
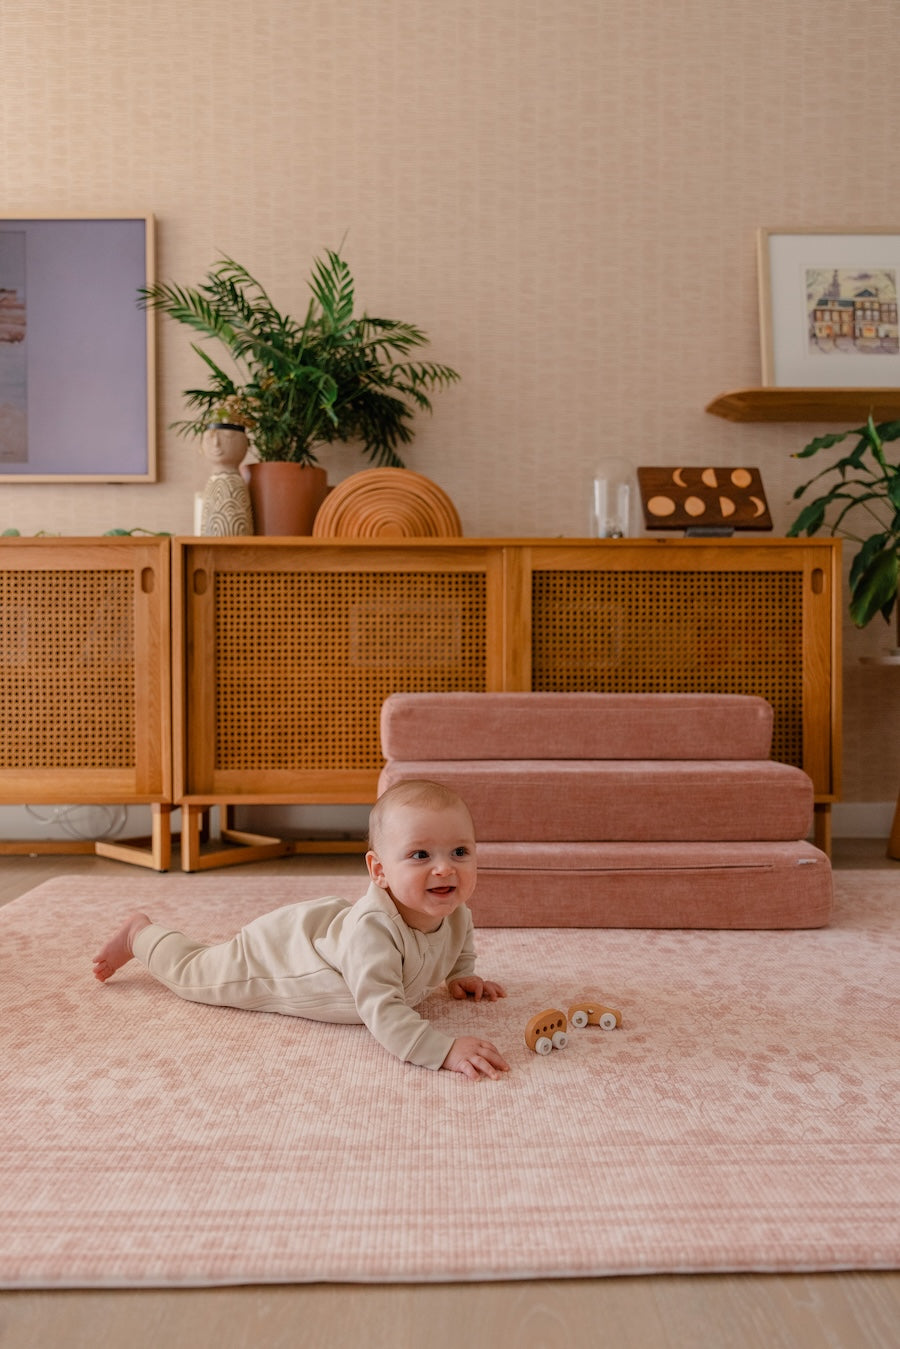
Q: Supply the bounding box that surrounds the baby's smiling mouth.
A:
[428,884,455,896]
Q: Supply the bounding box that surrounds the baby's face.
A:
[366,802,477,932]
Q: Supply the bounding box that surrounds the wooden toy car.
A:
[524,1008,569,1055]
[568,1002,622,1030]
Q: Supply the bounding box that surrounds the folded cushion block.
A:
[380,691,775,761]
[377,692,833,929]
[377,759,813,842]
[469,841,832,929]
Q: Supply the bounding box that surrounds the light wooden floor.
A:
[1,840,898,1349]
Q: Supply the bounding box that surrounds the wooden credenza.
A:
[0,536,173,868]
[173,537,841,869]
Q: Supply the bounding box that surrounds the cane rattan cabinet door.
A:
[175,540,506,801]
[0,537,171,803]
[522,539,840,799]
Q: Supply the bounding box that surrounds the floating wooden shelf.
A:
[706,387,900,423]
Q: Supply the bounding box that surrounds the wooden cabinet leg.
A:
[181,804,205,872]
[178,803,291,870]
[94,803,173,871]
[150,804,173,871]
[888,791,900,861]
[813,803,832,857]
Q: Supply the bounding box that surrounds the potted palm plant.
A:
[788,415,900,651]
[139,250,460,533]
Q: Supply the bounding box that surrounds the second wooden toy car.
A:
[524,1008,569,1055]
[568,1001,622,1030]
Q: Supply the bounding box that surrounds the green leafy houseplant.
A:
[788,415,900,641]
[138,251,460,466]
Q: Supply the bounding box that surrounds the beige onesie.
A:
[131,881,477,1069]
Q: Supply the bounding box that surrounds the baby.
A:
[93,779,510,1080]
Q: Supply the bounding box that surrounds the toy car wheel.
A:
[598,1011,618,1030]
[534,1036,553,1055]
[552,1030,568,1050]
[570,1010,589,1028]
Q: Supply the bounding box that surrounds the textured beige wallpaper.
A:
[1,0,898,805]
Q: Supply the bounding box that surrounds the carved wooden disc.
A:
[312,468,463,538]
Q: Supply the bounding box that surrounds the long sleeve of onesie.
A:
[320,887,476,1069]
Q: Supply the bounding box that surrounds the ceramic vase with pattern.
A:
[199,424,254,536]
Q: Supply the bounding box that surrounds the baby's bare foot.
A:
[92,912,152,982]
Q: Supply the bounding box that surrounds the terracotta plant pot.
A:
[246,462,329,536]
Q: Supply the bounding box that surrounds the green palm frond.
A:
[789,417,900,631]
[308,250,355,337]
[140,248,459,468]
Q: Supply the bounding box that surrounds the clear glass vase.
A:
[589,458,638,538]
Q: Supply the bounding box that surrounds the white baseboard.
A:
[1,802,894,843]
[831,801,896,838]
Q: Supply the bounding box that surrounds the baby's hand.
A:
[442,1036,510,1081]
[448,975,507,1002]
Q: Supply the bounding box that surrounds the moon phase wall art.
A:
[636,466,772,532]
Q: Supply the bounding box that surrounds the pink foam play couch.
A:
[377,692,833,929]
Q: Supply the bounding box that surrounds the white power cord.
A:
[24,804,128,840]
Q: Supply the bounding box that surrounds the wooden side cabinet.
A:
[0,537,173,868]
[174,536,841,868]
[512,538,841,854]
[173,539,508,867]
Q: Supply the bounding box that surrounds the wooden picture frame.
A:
[0,214,156,481]
[757,227,900,389]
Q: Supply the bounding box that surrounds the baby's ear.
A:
[366,850,387,888]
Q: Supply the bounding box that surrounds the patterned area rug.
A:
[1,871,898,1288]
